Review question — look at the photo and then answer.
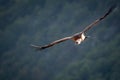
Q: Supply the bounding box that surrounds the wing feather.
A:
[82,5,116,33]
[31,37,71,50]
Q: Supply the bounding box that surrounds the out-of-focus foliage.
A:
[0,0,120,80]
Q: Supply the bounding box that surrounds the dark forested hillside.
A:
[0,0,120,80]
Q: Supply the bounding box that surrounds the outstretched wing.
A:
[82,5,116,33]
[31,37,72,50]
[31,5,116,51]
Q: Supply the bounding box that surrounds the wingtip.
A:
[108,5,117,13]
[30,44,44,51]
[109,4,117,13]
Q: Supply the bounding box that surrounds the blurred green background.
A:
[0,0,120,80]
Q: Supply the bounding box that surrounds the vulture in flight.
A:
[31,5,116,50]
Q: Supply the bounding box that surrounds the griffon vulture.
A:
[31,5,116,50]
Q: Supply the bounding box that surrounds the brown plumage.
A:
[31,5,115,50]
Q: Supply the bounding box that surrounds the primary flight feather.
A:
[31,5,116,50]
